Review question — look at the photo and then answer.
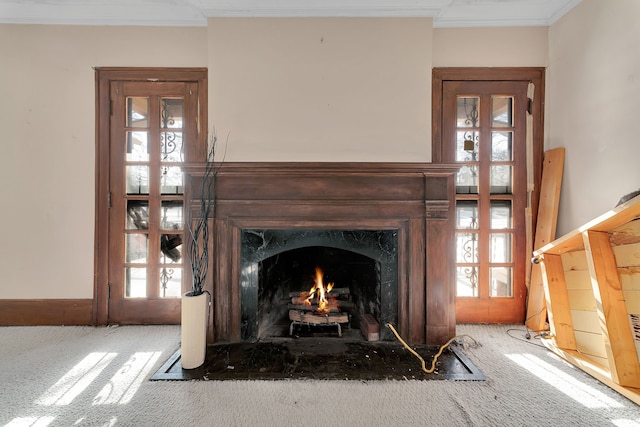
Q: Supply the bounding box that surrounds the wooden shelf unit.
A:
[533,195,640,403]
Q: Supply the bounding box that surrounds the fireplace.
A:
[241,229,398,341]
[184,162,459,346]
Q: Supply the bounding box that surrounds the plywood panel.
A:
[613,242,640,268]
[622,291,640,314]
[564,269,592,290]
[584,354,611,370]
[612,220,640,245]
[561,250,590,271]
[574,330,607,359]
[571,309,601,334]
[567,289,597,311]
[620,268,640,291]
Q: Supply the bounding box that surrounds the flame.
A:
[304,266,335,314]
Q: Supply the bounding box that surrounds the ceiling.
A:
[0,0,582,27]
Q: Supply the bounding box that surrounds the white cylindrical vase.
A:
[181,292,208,369]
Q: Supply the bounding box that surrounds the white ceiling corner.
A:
[0,0,582,27]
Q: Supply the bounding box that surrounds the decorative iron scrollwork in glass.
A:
[456,200,479,296]
[160,99,184,194]
[160,266,175,298]
[462,97,479,161]
[461,216,478,296]
[160,98,184,162]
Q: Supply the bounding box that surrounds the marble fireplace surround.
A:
[184,162,459,346]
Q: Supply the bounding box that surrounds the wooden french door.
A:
[95,68,207,325]
[433,68,544,324]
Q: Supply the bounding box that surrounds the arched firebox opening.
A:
[258,246,378,339]
[240,229,398,341]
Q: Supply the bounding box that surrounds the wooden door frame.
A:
[432,67,545,322]
[94,67,208,326]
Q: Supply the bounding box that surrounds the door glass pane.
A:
[490,233,512,263]
[161,131,183,162]
[491,132,512,161]
[456,201,478,229]
[126,234,147,263]
[490,165,512,194]
[457,97,479,127]
[457,165,479,194]
[127,97,148,128]
[160,267,182,298]
[125,267,147,298]
[126,131,149,161]
[456,131,479,161]
[490,201,512,229]
[160,166,183,194]
[457,232,478,263]
[457,266,478,297]
[126,166,149,195]
[126,201,149,230]
[492,96,513,127]
[160,235,182,263]
[490,267,512,297]
[161,98,184,129]
[160,201,183,230]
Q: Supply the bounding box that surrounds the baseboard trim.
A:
[0,299,94,326]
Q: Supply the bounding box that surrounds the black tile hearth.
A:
[151,336,484,381]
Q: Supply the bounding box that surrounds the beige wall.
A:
[433,26,548,67]
[547,0,640,236]
[0,24,207,298]
[207,18,433,162]
[1,19,552,300]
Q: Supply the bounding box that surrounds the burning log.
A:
[288,301,355,312]
[288,266,351,337]
[291,296,312,305]
[290,292,351,305]
[288,304,342,313]
[288,287,350,298]
[289,310,349,324]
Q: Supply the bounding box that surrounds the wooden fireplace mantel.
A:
[184,162,459,346]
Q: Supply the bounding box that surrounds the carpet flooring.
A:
[3,324,640,426]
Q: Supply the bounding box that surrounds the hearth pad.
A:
[151,337,484,381]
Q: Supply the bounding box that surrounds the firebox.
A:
[240,229,397,341]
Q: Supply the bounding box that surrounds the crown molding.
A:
[548,0,582,24]
[0,2,206,26]
[197,0,447,18]
[433,0,581,28]
[0,0,582,27]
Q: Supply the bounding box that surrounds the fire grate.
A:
[288,310,350,337]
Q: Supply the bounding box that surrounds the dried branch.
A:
[186,132,219,296]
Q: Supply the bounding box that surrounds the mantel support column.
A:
[424,173,457,345]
